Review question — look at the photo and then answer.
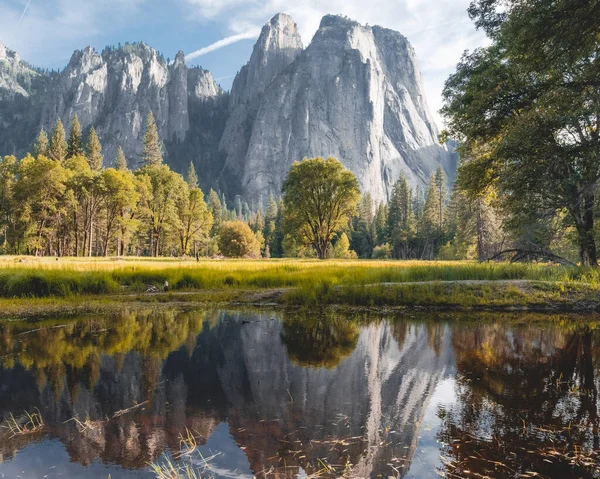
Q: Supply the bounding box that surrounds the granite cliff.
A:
[0,13,456,202]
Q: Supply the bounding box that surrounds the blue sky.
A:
[1,0,488,126]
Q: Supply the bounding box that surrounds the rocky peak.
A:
[0,43,44,100]
[221,13,454,204]
[66,47,103,76]
[230,13,303,107]
[188,67,223,101]
[173,50,186,66]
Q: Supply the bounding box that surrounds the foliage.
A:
[85,127,103,170]
[329,233,357,259]
[115,146,127,171]
[33,128,49,158]
[142,112,163,166]
[66,115,83,158]
[217,221,261,258]
[281,314,360,368]
[48,119,66,162]
[372,243,392,259]
[442,0,600,266]
[282,157,361,259]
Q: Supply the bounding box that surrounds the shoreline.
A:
[1,280,600,320]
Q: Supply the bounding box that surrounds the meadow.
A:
[0,256,594,296]
[0,256,599,315]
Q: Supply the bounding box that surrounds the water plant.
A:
[2,408,44,436]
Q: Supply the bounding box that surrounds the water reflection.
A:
[439,322,600,478]
[0,310,597,478]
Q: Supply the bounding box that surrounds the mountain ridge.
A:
[0,13,457,204]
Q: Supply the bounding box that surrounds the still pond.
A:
[0,310,598,478]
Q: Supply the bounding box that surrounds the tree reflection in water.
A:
[438,322,600,478]
[0,311,597,478]
[280,313,360,368]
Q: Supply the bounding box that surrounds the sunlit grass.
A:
[0,256,597,299]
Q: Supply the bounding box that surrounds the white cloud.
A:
[184,0,489,127]
[186,29,261,60]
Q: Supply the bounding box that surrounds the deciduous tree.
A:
[282,157,360,259]
[442,0,600,266]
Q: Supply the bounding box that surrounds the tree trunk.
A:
[476,198,485,262]
[149,227,154,257]
[575,193,597,267]
[88,218,93,257]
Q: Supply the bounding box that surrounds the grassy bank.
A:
[1,256,600,315]
[2,257,599,295]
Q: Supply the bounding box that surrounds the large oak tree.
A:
[282,157,360,260]
[442,0,600,266]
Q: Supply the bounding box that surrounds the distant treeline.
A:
[0,109,580,261]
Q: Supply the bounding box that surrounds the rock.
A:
[0,13,458,203]
[221,14,456,204]
[38,43,226,168]
[219,13,303,189]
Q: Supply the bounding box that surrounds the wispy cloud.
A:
[185,29,260,61]
[16,0,33,26]
[0,0,145,67]
[183,0,489,126]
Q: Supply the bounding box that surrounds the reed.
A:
[2,408,44,437]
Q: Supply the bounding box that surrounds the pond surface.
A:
[0,310,598,478]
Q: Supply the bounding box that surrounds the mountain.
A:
[223,14,456,204]
[40,43,228,173]
[0,14,457,203]
[0,41,50,155]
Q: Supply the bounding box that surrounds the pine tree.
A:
[418,174,444,259]
[115,146,128,170]
[234,195,243,219]
[142,112,162,166]
[207,189,222,233]
[33,128,49,157]
[264,193,278,246]
[66,115,83,158]
[413,184,424,222]
[220,193,227,215]
[387,174,414,258]
[49,118,67,161]
[374,203,388,246]
[186,162,199,189]
[86,127,103,170]
[271,198,286,257]
[434,166,446,229]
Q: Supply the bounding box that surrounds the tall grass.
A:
[0,256,598,299]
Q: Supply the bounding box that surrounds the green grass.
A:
[0,269,120,297]
[1,257,600,311]
[282,280,600,310]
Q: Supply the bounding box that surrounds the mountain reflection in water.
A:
[0,310,597,478]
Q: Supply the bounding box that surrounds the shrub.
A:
[329,233,357,259]
[217,221,261,258]
[372,243,392,259]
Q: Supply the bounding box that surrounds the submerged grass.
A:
[2,408,44,437]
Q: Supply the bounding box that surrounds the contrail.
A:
[185,29,260,61]
[16,0,33,26]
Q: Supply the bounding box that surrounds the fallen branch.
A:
[484,249,576,267]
